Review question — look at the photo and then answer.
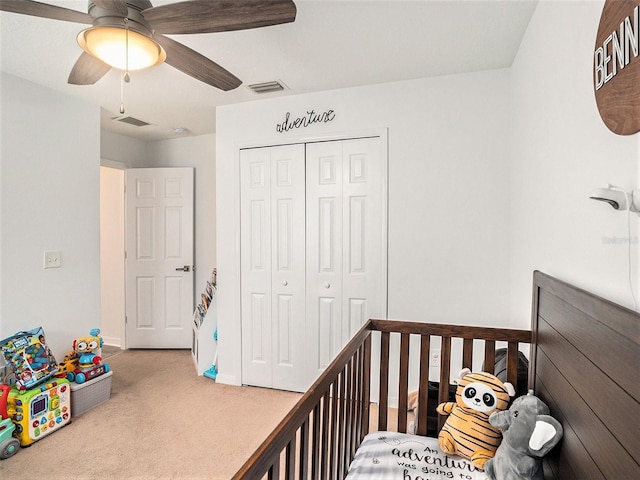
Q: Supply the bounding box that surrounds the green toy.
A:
[485,390,563,480]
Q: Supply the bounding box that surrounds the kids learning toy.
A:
[6,378,71,447]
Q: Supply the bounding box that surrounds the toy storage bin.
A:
[70,370,113,416]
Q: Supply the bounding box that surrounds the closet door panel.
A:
[342,138,384,338]
[270,144,306,391]
[240,147,273,388]
[307,138,385,382]
[306,141,344,377]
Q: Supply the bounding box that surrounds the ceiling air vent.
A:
[248,80,286,94]
[112,115,152,127]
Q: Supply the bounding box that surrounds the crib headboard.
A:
[530,271,640,479]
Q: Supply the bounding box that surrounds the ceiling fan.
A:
[0,0,297,91]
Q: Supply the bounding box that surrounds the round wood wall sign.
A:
[593,0,640,135]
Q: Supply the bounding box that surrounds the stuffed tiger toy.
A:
[436,368,515,470]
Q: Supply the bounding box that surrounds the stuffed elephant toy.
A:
[484,390,563,480]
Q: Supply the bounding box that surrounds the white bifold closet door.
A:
[240,137,385,392]
[240,144,307,391]
[305,138,385,381]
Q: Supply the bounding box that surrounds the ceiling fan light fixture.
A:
[77,26,166,71]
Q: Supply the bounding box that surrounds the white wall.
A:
[508,0,640,323]
[216,70,512,385]
[101,130,149,168]
[100,166,125,347]
[0,72,101,360]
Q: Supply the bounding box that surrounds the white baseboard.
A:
[102,336,122,348]
[215,373,240,386]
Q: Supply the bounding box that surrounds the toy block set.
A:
[0,327,113,459]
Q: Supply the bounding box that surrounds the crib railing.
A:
[231,319,532,480]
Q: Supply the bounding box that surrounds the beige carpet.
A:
[0,349,301,480]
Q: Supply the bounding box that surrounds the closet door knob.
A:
[324,282,331,289]
[282,280,288,286]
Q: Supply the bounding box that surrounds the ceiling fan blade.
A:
[143,0,296,35]
[91,0,129,16]
[68,52,111,85]
[155,35,241,91]
[0,0,92,24]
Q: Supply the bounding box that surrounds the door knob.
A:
[176,265,191,272]
[324,282,331,289]
[282,280,288,286]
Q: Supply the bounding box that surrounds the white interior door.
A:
[240,145,306,391]
[125,168,194,348]
[306,137,386,380]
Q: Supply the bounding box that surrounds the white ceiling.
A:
[1,0,537,142]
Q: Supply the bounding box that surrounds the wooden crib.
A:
[232,271,640,479]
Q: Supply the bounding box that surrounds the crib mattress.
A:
[346,431,486,480]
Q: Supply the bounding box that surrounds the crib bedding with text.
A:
[346,431,486,480]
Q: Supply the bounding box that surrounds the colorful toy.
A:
[0,384,20,459]
[54,351,79,380]
[5,378,71,447]
[485,390,563,480]
[63,329,110,384]
[0,327,58,391]
[73,329,103,369]
[436,368,515,470]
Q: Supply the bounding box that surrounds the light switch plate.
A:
[44,251,61,268]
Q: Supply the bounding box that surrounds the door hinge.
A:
[125,316,128,324]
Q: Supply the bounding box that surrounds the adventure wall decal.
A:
[594,0,640,135]
[276,109,336,133]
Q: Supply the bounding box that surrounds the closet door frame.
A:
[232,129,389,390]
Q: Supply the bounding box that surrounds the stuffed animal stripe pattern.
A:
[436,370,515,470]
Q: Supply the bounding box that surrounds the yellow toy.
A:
[6,379,71,447]
[436,368,515,470]
[54,351,79,380]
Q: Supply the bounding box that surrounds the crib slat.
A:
[379,331,390,431]
[312,404,321,480]
[285,436,296,479]
[484,340,496,374]
[438,336,452,432]
[398,332,410,432]
[329,379,339,479]
[462,338,473,369]
[337,369,346,479]
[269,461,279,480]
[345,356,355,471]
[416,334,430,436]
[351,348,362,458]
[299,418,309,479]
[507,341,518,389]
[320,393,330,479]
[362,335,372,439]
[349,358,357,472]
